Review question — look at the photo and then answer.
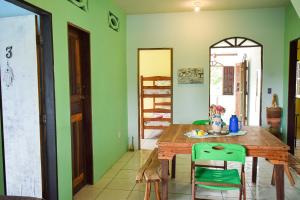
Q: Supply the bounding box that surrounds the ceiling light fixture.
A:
[194,1,200,12]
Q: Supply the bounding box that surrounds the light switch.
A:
[268,88,272,94]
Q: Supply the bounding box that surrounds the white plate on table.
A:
[185,130,208,138]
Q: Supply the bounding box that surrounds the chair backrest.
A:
[192,119,210,125]
[192,143,246,164]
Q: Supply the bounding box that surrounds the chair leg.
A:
[192,182,195,200]
[154,181,161,200]
[243,173,246,200]
[190,162,192,184]
[284,164,295,186]
[144,182,151,200]
[191,163,196,200]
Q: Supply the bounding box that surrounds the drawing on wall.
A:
[68,0,88,11]
[178,68,204,84]
[108,11,120,32]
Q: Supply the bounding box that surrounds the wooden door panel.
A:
[71,119,85,188]
[235,61,248,125]
[68,25,92,194]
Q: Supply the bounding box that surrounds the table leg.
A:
[161,159,169,200]
[171,155,176,179]
[252,157,258,183]
[274,164,284,200]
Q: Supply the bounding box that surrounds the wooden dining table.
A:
[157,124,290,200]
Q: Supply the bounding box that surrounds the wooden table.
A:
[157,124,290,200]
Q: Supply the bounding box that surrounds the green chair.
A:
[192,119,210,125]
[191,120,227,183]
[192,119,226,126]
[191,143,246,200]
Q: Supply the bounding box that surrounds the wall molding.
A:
[68,0,88,11]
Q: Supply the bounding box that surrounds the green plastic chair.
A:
[191,143,246,200]
[190,120,227,183]
[192,119,227,126]
[192,119,210,125]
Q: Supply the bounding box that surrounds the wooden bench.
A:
[136,148,161,200]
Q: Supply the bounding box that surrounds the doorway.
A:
[67,24,93,194]
[209,37,263,126]
[138,48,173,150]
[287,38,300,155]
[0,0,57,199]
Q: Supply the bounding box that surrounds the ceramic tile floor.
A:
[140,139,158,150]
[74,150,300,200]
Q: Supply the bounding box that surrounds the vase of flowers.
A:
[209,104,226,133]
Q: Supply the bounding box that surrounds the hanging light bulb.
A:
[194,1,200,12]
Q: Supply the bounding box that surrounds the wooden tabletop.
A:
[157,124,290,161]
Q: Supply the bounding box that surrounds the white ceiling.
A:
[113,0,290,14]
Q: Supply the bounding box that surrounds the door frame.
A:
[137,48,173,150]
[209,37,263,126]
[0,0,57,199]
[67,23,93,194]
[287,38,299,154]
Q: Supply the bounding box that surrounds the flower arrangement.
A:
[209,104,226,116]
[210,104,226,133]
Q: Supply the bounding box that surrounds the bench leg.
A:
[144,182,151,200]
[154,181,161,200]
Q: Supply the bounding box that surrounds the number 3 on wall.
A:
[6,46,13,59]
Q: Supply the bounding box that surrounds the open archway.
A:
[209,37,263,126]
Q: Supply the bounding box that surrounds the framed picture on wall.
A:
[177,68,204,84]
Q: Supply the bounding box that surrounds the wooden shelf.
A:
[143,86,171,89]
[143,109,171,113]
[144,126,168,129]
[140,76,173,139]
[143,94,171,98]
[142,76,172,81]
[143,118,172,122]
[154,102,171,106]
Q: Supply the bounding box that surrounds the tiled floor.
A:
[75,150,300,200]
[140,139,157,150]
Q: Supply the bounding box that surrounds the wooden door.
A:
[235,61,248,125]
[68,25,93,194]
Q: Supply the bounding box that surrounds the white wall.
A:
[0,15,42,197]
[127,8,285,148]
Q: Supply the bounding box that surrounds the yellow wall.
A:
[139,49,171,109]
[298,40,300,61]
[139,50,171,76]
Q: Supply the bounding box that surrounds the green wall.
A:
[282,2,300,142]
[0,0,128,199]
[127,8,285,147]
